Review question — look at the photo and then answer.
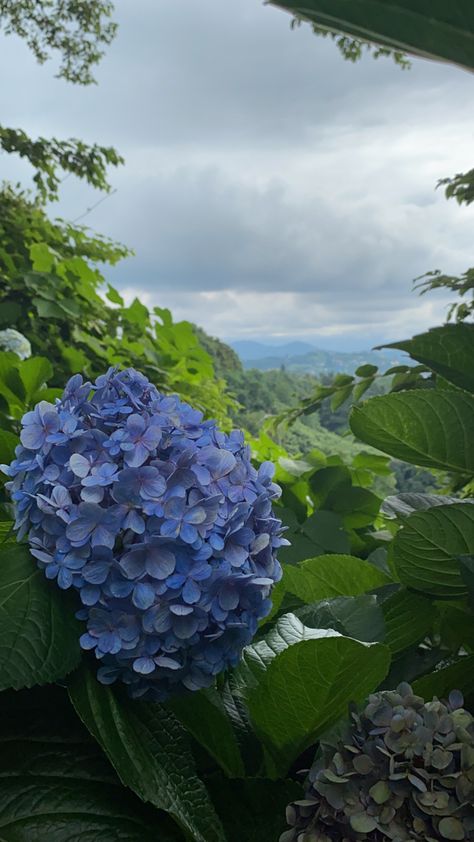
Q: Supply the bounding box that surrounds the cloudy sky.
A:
[1,0,473,350]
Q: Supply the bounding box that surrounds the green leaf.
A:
[330,486,382,528]
[0,522,15,542]
[439,603,474,650]
[330,384,353,410]
[29,242,55,272]
[0,430,18,465]
[393,504,474,597]
[68,664,226,842]
[0,300,21,325]
[383,325,474,393]
[18,356,53,402]
[232,613,335,698]
[237,614,390,775]
[355,364,378,378]
[220,681,264,778]
[0,685,175,842]
[300,510,351,554]
[168,687,245,778]
[382,588,435,653]
[350,391,474,472]
[270,0,474,72]
[56,297,82,318]
[121,298,150,327]
[353,377,375,401]
[352,451,391,474]
[459,554,474,608]
[282,554,391,604]
[381,493,469,519]
[309,466,351,507]
[208,775,301,842]
[413,655,474,707]
[0,544,82,690]
[0,352,25,411]
[106,284,125,305]
[297,594,385,643]
[32,297,65,319]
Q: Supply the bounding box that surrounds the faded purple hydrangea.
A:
[3,368,286,699]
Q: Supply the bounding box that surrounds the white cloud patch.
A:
[0,0,472,350]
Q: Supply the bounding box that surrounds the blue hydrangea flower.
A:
[3,367,286,699]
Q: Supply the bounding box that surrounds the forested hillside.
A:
[197,327,438,494]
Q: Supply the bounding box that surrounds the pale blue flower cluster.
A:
[0,328,31,360]
[4,368,285,698]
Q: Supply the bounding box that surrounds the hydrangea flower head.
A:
[0,328,31,360]
[4,368,286,699]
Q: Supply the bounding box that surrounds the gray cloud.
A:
[0,0,473,348]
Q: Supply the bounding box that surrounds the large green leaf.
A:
[393,504,474,597]
[18,356,54,402]
[279,510,351,564]
[282,553,391,604]
[0,544,81,690]
[270,1,474,72]
[68,665,226,842]
[168,687,245,778]
[231,613,341,699]
[0,430,18,466]
[232,614,390,775]
[384,325,474,393]
[382,588,435,653]
[0,686,177,842]
[382,493,469,519]
[300,510,351,554]
[413,655,474,707]
[350,391,474,472]
[248,635,389,775]
[330,486,382,529]
[296,594,385,643]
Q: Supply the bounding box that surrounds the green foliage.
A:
[0,544,81,690]
[0,351,61,433]
[69,664,226,842]
[439,168,474,206]
[233,614,389,776]
[351,391,474,474]
[0,685,175,841]
[291,16,410,68]
[168,688,245,778]
[415,267,474,323]
[281,554,391,603]
[381,588,435,654]
[383,324,474,392]
[0,0,117,84]
[0,127,124,201]
[0,1,121,201]
[394,504,474,597]
[0,189,235,425]
[270,0,474,72]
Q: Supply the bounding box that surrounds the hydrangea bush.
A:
[3,367,285,699]
[282,683,474,842]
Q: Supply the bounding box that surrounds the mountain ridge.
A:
[229,340,408,376]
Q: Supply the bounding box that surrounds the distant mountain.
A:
[230,340,316,361]
[229,341,409,376]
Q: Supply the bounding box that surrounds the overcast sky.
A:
[1,0,473,350]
